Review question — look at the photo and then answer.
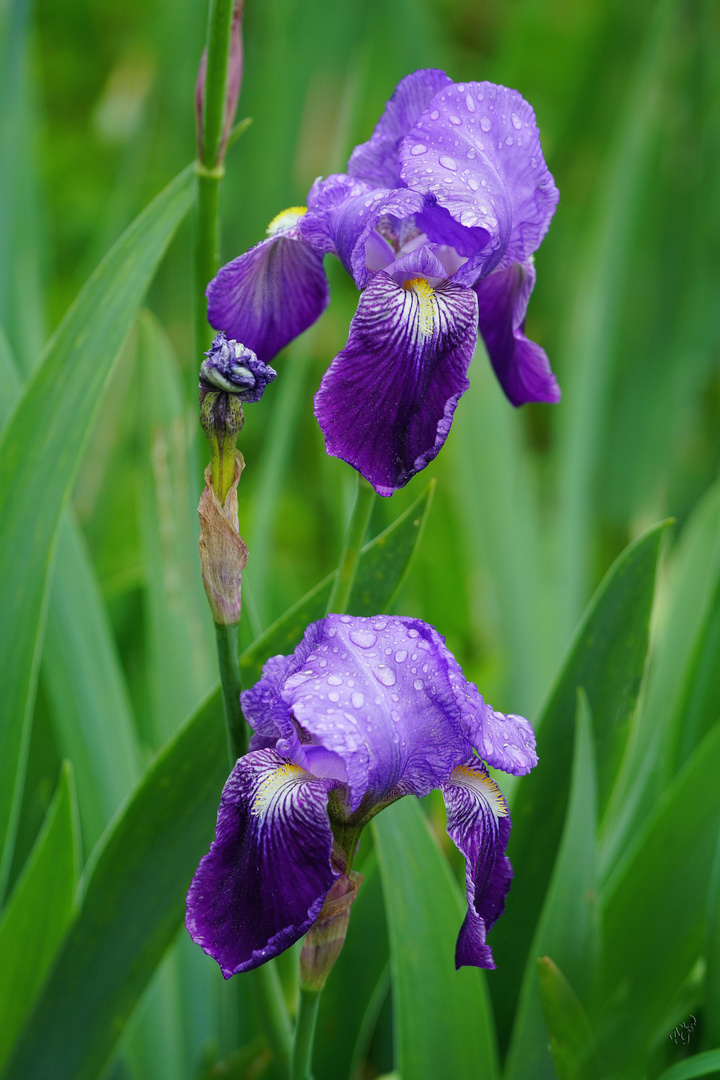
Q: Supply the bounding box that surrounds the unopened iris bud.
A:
[200,333,276,503]
[299,872,363,992]
[198,455,248,625]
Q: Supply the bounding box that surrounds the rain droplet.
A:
[395,650,407,663]
[349,629,377,648]
[468,177,478,191]
[466,149,476,160]
[413,679,424,691]
[340,615,351,623]
[351,691,365,709]
[448,114,462,125]
[505,135,514,146]
[327,674,342,686]
[410,143,427,156]
[373,665,396,687]
[480,117,492,132]
[439,154,458,171]
[408,629,419,638]
[457,84,466,93]
[511,112,522,130]
[465,93,476,112]
[430,109,440,120]
[328,691,340,702]
[460,210,477,226]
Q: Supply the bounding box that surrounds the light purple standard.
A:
[186,614,537,977]
[206,69,560,496]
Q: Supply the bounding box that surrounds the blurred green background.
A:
[2,0,720,1076]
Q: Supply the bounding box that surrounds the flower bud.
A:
[198,454,248,625]
[299,872,363,992]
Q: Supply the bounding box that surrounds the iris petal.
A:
[185,748,337,976]
[206,233,329,362]
[348,68,453,189]
[314,263,478,496]
[475,258,560,406]
[442,759,513,969]
[400,81,559,280]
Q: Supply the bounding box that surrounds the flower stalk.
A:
[326,474,376,614]
[290,988,321,1080]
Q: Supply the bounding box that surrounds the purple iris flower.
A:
[186,614,537,977]
[207,69,559,496]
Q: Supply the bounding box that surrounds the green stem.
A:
[195,169,222,358]
[201,0,234,169]
[291,987,321,1080]
[326,474,376,615]
[214,621,246,763]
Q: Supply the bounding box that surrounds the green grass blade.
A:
[536,957,601,1080]
[373,798,499,1080]
[656,1050,720,1080]
[595,722,720,1072]
[0,164,194,895]
[506,691,598,1080]
[491,522,667,1044]
[0,761,80,1073]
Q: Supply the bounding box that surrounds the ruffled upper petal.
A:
[302,175,424,289]
[314,259,478,495]
[475,258,560,406]
[206,233,329,362]
[241,615,473,811]
[442,759,513,969]
[400,81,558,279]
[185,748,337,977]
[348,68,453,189]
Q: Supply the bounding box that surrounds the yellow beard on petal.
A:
[266,206,308,236]
[450,764,509,818]
[252,763,308,818]
[403,277,436,338]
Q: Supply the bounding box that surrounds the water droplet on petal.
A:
[408,629,419,638]
[340,615,351,623]
[327,674,343,686]
[373,665,396,687]
[439,154,458,171]
[430,109,440,120]
[411,143,427,156]
[413,679,424,691]
[351,691,365,709]
[465,93,476,112]
[395,650,407,663]
[460,210,478,226]
[511,112,522,130]
[449,114,462,125]
[505,135,514,146]
[480,117,492,132]
[349,629,377,648]
[328,691,340,702]
[468,177,478,191]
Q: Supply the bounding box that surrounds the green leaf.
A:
[491,522,668,1038]
[595,721,720,1071]
[240,481,435,687]
[656,1050,720,1080]
[0,762,80,1073]
[0,164,194,895]
[373,797,499,1080]
[506,691,598,1080]
[3,691,228,1080]
[536,957,600,1080]
[4,479,434,1079]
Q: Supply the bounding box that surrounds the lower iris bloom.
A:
[186,615,537,976]
[207,68,560,496]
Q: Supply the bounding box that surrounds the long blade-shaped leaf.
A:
[491,522,667,1043]
[0,762,80,1072]
[0,164,194,893]
[373,797,499,1080]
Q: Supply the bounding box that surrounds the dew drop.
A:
[340,615,351,623]
[327,674,342,686]
[413,679,424,691]
[468,177,478,191]
[328,691,340,702]
[395,650,407,663]
[466,148,476,159]
[351,691,365,709]
[408,629,419,638]
[349,629,377,649]
[430,109,440,120]
[373,665,396,687]
[448,114,462,125]
[511,112,522,130]
[480,116,492,132]
[460,210,477,226]
[505,135,514,146]
[465,93,475,112]
[410,142,427,156]
[439,154,458,171]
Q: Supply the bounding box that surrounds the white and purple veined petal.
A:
[442,759,513,969]
[314,249,478,497]
[302,174,425,289]
[475,257,560,407]
[347,68,453,190]
[400,81,559,281]
[206,211,329,363]
[185,748,338,977]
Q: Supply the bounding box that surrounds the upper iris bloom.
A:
[186,614,537,977]
[207,69,560,497]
